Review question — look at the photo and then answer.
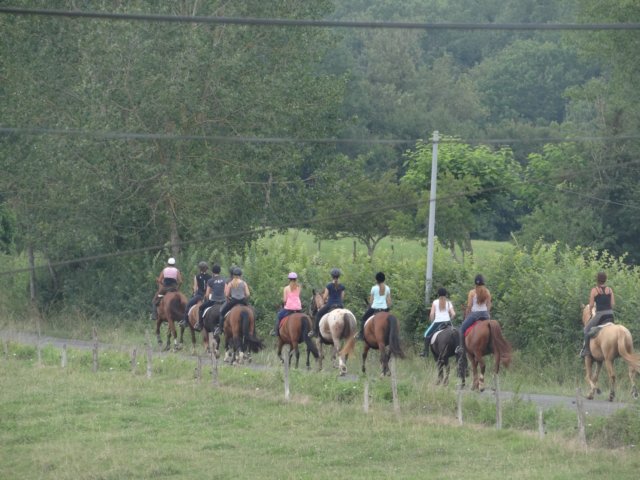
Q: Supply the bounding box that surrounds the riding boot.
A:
[420,337,430,357]
[455,331,464,355]
[214,318,223,336]
[579,340,589,358]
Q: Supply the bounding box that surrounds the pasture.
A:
[1,340,640,479]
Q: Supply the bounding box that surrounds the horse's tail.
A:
[337,312,357,359]
[241,309,264,353]
[488,320,512,372]
[387,315,405,359]
[169,294,186,322]
[617,327,640,373]
[301,315,319,359]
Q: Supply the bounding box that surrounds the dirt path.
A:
[1,330,632,417]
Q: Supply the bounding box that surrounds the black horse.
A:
[427,324,463,386]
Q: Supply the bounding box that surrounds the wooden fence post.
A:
[363,377,370,413]
[209,333,218,387]
[145,329,153,379]
[92,327,98,373]
[283,345,291,401]
[495,373,502,430]
[195,355,202,382]
[576,388,587,448]
[390,356,400,414]
[61,343,67,368]
[538,407,545,440]
[130,348,137,374]
[457,388,463,425]
[3,338,8,359]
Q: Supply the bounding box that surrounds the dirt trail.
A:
[1,330,633,417]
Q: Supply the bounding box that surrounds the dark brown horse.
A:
[185,299,220,356]
[581,305,640,401]
[155,290,188,352]
[362,311,405,376]
[427,324,463,386]
[199,302,222,356]
[223,305,264,365]
[459,319,512,392]
[277,312,319,369]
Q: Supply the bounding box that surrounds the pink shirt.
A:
[163,267,179,280]
[284,287,302,310]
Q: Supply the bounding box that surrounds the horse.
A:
[277,312,319,369]
[458,319,512,392]
[222,305,264,365]
[427,324,463,386]
[199,302,222,357]
[186,299,221,356]
[362,311,405,376]
[310,290,357,375]
[581,304,640,401]
[155,290,188,352]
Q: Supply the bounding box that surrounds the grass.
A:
[1,347,639,480]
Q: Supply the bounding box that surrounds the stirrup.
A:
[455,346,463,355]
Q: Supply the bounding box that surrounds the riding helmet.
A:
[330,268,341,278]
[288,272,298,280]
[474,274,485,286]
[375,272,385,283]
[167,257,176,265]
[198,261,209,270]
[233,267,242,276]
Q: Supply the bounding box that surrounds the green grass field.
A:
[1,346,639,480]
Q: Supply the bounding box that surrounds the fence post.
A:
[363,376,370,413]
[145,329,153,379]
[92,327,98,373]
[576,388,587,448]
[390,356,400,414]
[3,338,8,359]
[457,388,463,425]
[61,343,67,368]
[538,407,545,439]
[283,345,291,401]
[209,333,218,387]
[495,373,502,430]
[130,348,137,374]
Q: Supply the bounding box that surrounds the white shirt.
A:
[431,299,452,323]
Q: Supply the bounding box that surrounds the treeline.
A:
[1,0,640,323]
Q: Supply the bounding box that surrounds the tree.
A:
[309,156,416,257]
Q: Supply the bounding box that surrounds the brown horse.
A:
[198,302,222,356]
[310,290,357,375]
[581,305,640,401]
[459,319,512,392]
[362,311,405,376]
[223,305,264,365]
[277,312,319,369]
[155,290,188,352]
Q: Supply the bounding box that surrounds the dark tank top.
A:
[594,286,612,311]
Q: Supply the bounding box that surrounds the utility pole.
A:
[425,130,439,305]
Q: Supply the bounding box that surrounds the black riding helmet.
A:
[330,268,341,278]
[475,274,485,286]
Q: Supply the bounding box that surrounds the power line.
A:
[2,126,640,146]
[1,7,640,31]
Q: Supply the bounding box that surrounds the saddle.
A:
[464,320,486,337]
[587,322,614,339]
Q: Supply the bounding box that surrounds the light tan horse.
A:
[581,305,640,401]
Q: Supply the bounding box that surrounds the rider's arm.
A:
[464,289,474,316]
[610,289,615,309]
[429,301,435,321]
[224,283,231,299]
[340,288,345,302]
[449,303,456,321]
[244,283,250,298]
[192,276,198,295]
[588,287,597,310]
[321,288,328,303]
[282,286,288,305]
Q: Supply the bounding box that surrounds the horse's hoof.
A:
[586,394,594,400]
[596,388,602,395]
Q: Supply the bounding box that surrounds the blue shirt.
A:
[326,283,345,306]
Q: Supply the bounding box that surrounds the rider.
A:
[180,261,211,328]
[455,274,491,356]
[215,267,250,336]
[356,272,391,340]
[420,287,456,357]
[151,257,183,320]
[580,271,616,358]
[271,272,303,337]
[195,264,226,332]
[312,268,345,337]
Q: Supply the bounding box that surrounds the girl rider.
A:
[180,261,211,328]
[456,274,491,356]
[581,271,615,358]
[272,272,303,337]
[152,257,183,320]
[357,272,391,340]
[215,267,250,335]
[312,268,345,337]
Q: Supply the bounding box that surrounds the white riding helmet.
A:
[167,257,176,265]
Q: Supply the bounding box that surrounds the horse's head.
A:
[310,289,324,315]
[581,304,594,326]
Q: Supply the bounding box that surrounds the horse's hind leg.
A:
[362,345,370,374]
[629,364,639,399]
[478,358,486,392]
[604,358,616,402]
